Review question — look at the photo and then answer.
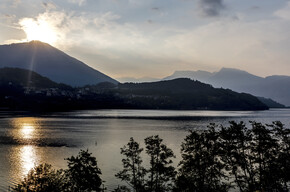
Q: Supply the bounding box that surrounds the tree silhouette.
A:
[270,121,290,191]
[12,121,290,192]
[12,164,66,192]
[144,135,176,192]
[115,137,146,192]
[219,121,290,192]
[176,124,229,192]
[219,121,256,191]
[65,149,103,192]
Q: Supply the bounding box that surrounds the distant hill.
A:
[0,67,70,89]
[257,97,285,108]
[0,69,268,111]
[0,41,118,86]
[163,70,213,83]
[164,68,290,106]
[117,78,268,110]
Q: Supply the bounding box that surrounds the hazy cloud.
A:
[147,19,153,24]
[198,0,225,17]
[67,0,86,6]
[1,0,290,78]
[42,2,57,10]
[12,0,21,8]
[3,14,16,20]
[275,2,290,20]
[15,10,148,55]
[152,7,160,11]
[251,6,260,10]
[93,12,120,27]
[163,18,290,76]
[0,14,18,29]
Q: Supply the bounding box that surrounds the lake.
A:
[0,109,290,191]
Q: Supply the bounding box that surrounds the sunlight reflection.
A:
[20,145,37,176]
[21,124,34,139]
[12,117,40,141]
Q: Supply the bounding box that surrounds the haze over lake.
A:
[0,109,289,191]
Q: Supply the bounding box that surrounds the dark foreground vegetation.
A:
[0,67,268,111]
[11,121,289,192]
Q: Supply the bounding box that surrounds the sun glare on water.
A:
[20,18,58,45]
[21,124,35,139]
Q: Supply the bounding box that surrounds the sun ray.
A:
[19,17,58,45]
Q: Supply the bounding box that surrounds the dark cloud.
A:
[251,6,260,10]
[198,0,225,17]
[152,7,160,11]
[42,2,56,10]
[5,14,14,18]
[147,19,153,24]
[1,14,16,22]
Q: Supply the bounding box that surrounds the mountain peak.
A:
[219,67,249,74]
[27,40,51,47]
[5,40,49,47]
[28,40,46,44]
[0,42,118,86]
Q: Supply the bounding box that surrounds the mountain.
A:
[0,41,118,86]
[163,70,213,83]
[164,68,290,106]
[0,69,268,111]
[118,78,268,110]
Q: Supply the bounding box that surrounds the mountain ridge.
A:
[0,41,118,86]
[163,68,290,106]
[0,68,268,111]
[118,78,268,110]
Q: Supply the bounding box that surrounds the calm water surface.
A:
[0,109,289,191]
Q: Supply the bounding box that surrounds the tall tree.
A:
[219,121,289,192]
[219,121,256,192]
[250,121,284,191]
[115,137,146,192]
[65,149,103,192]
[176,124,229,192]
[144,135,176,192]
[270,121,290,191]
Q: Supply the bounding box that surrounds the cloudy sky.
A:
[1,0,290,79]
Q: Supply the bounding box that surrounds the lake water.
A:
[0,109,290,191]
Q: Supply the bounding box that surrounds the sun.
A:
[20,18,58,45]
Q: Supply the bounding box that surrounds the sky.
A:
[1,0,290,79]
